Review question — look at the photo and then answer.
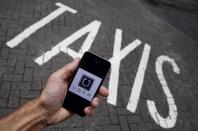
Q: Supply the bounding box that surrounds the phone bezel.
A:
[63,52,111,116]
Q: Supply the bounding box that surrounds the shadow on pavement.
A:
[141,0,198,43]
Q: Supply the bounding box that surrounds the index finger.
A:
[98,86,109,97]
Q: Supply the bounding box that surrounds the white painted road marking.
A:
[108,29,142,105]
[34,20,101,65]
[147,55,180,128]
[6,2,77,48]
[127,44,151,112]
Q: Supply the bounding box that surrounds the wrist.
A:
[0,98,48,131]
[36,97,55,126]
[37,96,61,126]
[34,98,49,127]
[22,98,48,130]
[38,95,73,125]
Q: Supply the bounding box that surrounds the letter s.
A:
[147,55,180,128]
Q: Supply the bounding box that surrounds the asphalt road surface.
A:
[0,0,198,131]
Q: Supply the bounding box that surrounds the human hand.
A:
[39,58,109,125]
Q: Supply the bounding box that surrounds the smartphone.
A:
[63,52,111,116]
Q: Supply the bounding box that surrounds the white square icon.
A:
[69,68,102,101]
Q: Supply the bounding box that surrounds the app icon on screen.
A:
[78,74,94,91]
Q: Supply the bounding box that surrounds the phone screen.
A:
[63,52,111,116]
[68,68,102,101]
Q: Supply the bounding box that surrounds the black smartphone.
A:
[63,52,111,116]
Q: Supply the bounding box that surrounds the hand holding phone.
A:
[63,52,111,116]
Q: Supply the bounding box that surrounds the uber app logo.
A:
[69,68,102,101]
[78,75,94,91]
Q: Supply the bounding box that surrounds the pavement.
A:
[0,0,198,131]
